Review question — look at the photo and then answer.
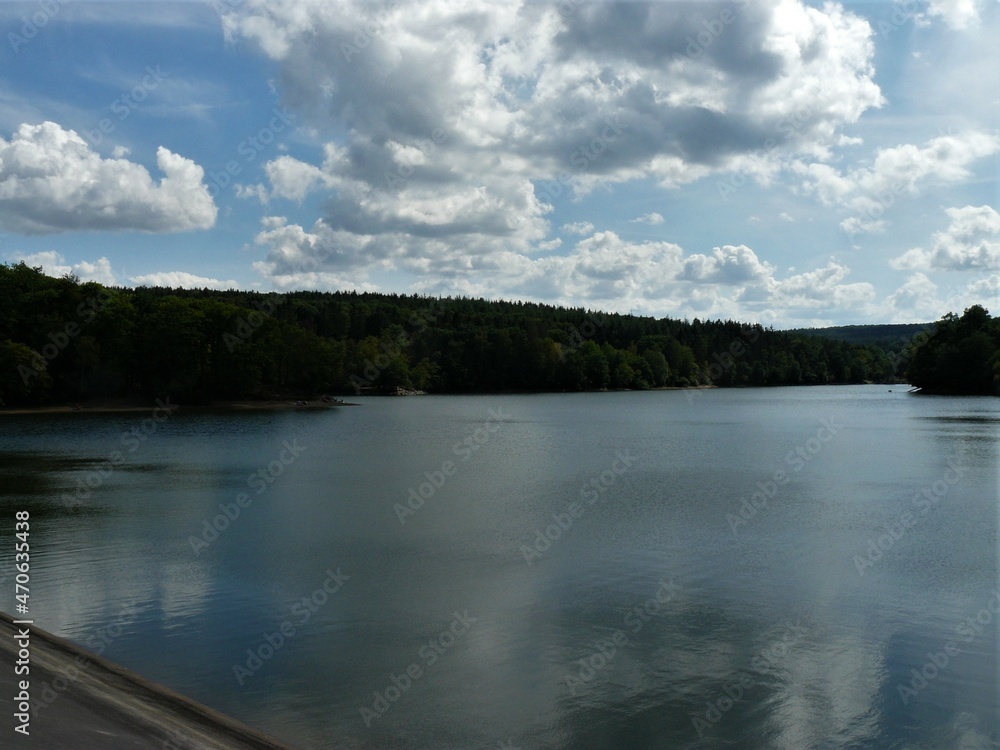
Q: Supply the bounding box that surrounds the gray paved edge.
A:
[0,610,301,749]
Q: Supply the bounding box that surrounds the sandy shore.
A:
[0,611,297,749]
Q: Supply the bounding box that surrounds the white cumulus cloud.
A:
[794,131,999,233]
[631,212,664,225]
[7,251,118,285]
[925,0,983,29]
[891,205,1000,271]
[562,221,595,236]
[128,271,241,290]
[221,0,884,273]
[0,122,217,235]
[249,216,877,326]
[681,245,776,285]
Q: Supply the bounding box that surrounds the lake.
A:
[1,386,997,749]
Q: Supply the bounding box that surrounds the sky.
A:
[0,0,997,328]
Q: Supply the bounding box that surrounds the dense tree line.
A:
[0,262,900,406]
[905,306,1000,395]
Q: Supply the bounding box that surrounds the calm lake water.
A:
[1,386,997,749]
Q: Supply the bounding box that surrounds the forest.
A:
[905,305,1000,394]
[0,261,972,407]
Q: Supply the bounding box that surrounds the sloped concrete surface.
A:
[0,611,298,749]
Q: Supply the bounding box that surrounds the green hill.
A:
[785,322,933,347]
[785,322,936,379]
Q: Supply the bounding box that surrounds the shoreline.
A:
[0,383,922,414]
[0,398,358,416]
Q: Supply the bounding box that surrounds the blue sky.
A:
[0,0,996,327]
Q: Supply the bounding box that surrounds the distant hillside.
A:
[785,323,934,348]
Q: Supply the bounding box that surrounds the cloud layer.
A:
[210,0,942,327]
[250,213,887,322]
[7,0,990,329]
[225,0,884,272]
